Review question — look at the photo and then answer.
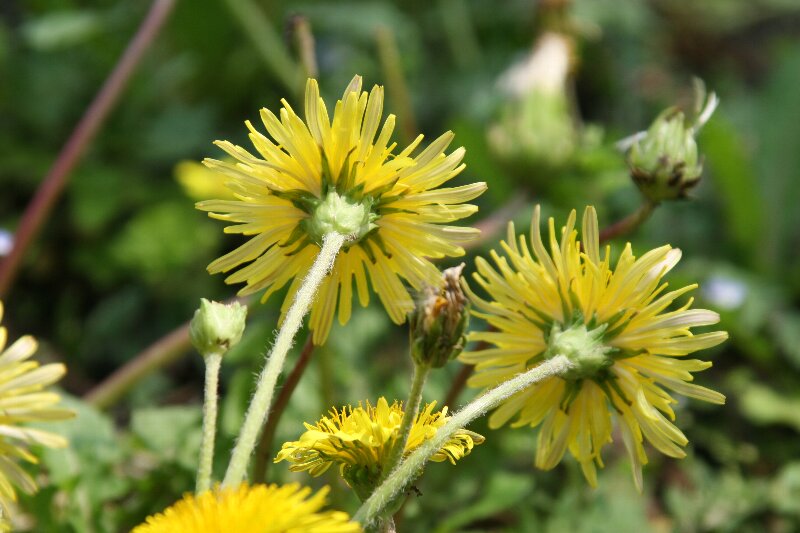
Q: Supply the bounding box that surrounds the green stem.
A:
[437,0,482,70]
[252,335,315,483]
[598,200,657,243]
[223,232,347,488]
[222,0,301,96]
[353,355,573,528]
[289,15,318,79]
[379,363,430,486]
[375,26,417,144]
[196,352,222,493]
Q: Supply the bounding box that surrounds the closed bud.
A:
[190,298,247,357]
[626,84,718,202]
[410,264,469,368]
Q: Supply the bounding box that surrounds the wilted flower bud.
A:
[189,298,247,357]
[410,264,469,368]
[626,84,718,202]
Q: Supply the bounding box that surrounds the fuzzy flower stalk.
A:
[132,483,361,533]
[189,299,247,493]
[0,301,73,529]
[275,397,484,501]
[461,206,727,490]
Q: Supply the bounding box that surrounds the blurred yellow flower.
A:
[132,483,360,533]
[0,301,73,522]
[199,76,486,344]
[275,398,483,495]
[175,159,236,201]
[461,206,727,490]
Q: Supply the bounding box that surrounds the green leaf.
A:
[38,395,119,484]
[22,10,103,51]
[109,201,218,282]
[433,472,533,533]
[702,116,764,265]
[131,405,202,470]
[738,382,800,432]
[770,462,800,515]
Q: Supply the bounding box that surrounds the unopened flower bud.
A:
[626,85,718,202]
[190,299,247,357]
[410,264,469,368]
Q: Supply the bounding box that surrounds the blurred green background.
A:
[2,0,800,531]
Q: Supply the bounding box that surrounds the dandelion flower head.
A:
[132,483,360,533]
[275,398,483,494]
[199,76,486,344]
[461,206,727,490]
[0,301,73,520]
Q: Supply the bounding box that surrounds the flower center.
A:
[306,191,377,244]
[544,322,616,381]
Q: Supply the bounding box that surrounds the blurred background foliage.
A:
[2,0,800,531]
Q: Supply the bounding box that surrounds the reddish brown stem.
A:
[443,363,475,408]
[463,193,527,251]
[0,0,178,298]
[252,334,315,483]
[442,336,496,408]
[85,296,248,409]
[598,201,657,244]
[85,320,192,409]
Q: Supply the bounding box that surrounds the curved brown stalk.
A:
[85,320,191,409]
[0,0,178,298]
[85,296,248,409]
[598,200,657,243]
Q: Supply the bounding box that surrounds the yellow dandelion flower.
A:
[0,301,73,521]
[175,159,236,202]
[132,483,360,533]
[461,206,727,490]
[198,76,486,344]
[275,398,483,496]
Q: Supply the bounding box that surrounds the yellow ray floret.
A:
[132,483,361,533]
[461,206,727,490]
[0,301,73,526]
[275,397,483,492]
[199,76,486,344]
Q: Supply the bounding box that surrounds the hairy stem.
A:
[353,356,573,527]
[252,335,315,483]
[196,353,222,493]
[0,0,177,298]
[379,363,430,486]
[223,232,346,488]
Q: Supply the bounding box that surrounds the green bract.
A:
[544,321,616,381]
[305,190,377,244]
[627,109,703,202]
